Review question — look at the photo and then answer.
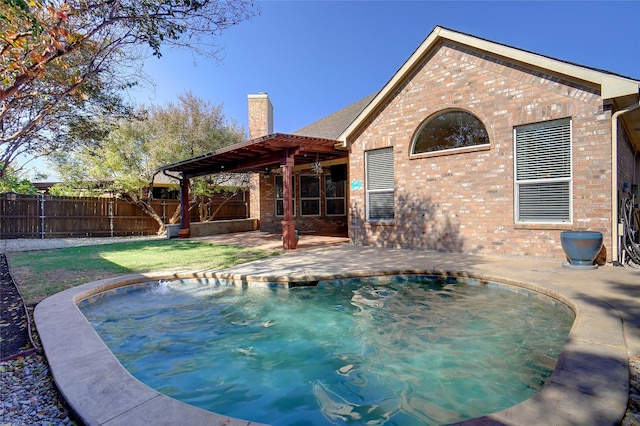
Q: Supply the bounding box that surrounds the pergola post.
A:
[281,154,297,249]
[179,177,191,238]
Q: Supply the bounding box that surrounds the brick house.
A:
[162,26,640,262]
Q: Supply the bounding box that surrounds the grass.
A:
[7,239,279,305]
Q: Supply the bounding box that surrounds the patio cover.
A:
[159,133,348,249]
[161,133,347,178]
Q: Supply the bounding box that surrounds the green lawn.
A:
[8,239,278,305]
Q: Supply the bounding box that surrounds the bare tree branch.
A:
[0,0,258,177]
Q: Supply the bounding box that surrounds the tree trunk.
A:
[206,190,240,221]
[169,203,181,225]
[119,193,166,235]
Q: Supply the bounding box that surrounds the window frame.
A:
[325,174,346,216]
[365,147,395,221]
[514,118,573,224]
[274,175,296,217]
[299,174,321,217]
[410,109,490,158]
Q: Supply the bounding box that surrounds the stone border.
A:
[35,268,628,426]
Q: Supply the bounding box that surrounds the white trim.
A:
[410,144,491,159]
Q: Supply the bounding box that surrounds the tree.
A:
[0,0,257,177]
[0,163,38,193]
[145,91,250,224]
[50,92,247,233]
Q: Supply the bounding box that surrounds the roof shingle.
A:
[293,93,377,140]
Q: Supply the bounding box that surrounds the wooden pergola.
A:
[160,133,348,249]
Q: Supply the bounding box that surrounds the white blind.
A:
[518,182,571,221]
[366,148,394,191]
[516,119,571,180]
[366,147,394,220]
[515,119,571,223]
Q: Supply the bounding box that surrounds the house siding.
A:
[348,42,614,260]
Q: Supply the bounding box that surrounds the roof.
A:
[160,133,348,178]
[339,25,640,148]
[293,94,377,140]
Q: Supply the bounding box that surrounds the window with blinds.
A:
[515,118,572,223]
[366,147,394,220]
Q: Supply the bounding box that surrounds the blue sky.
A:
[30,1,640,179]
[133,0,640,135]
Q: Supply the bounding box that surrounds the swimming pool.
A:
[80,275,574,425]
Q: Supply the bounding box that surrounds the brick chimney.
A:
[247,92,273,139]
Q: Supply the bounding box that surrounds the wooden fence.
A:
[0,193,249,239]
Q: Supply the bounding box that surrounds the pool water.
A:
[80,277,574,425]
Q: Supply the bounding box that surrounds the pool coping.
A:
[34,247,633,425]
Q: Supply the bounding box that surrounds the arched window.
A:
[411,110,489,155]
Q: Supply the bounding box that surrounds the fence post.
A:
[40,195,45,239]
[109,199,114,238]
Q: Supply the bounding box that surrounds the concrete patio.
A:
[34,232,640,425]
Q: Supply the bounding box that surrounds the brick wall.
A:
[618,128,637,191]
[348,42,614,260]
[258,169,348,235]
[248,93,273,140]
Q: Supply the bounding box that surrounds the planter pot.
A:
[165,224,180,239]
[560,231,603,269]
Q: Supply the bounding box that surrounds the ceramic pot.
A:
[560,231,603,269]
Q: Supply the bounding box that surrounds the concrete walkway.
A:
[34,233,640,425]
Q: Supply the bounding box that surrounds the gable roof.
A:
[293,93,376,140]
[338,25,640,146]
